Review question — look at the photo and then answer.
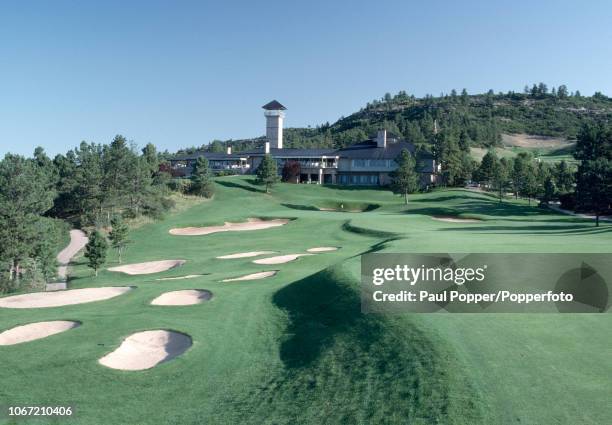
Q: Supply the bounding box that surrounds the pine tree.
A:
[190,156,215,198]
[554,160,575,194]
[492,158,510,203]
[574,123,612,226]
[475,150,498,187]
[109,215,130,263]
[84,230,108,276]
[390,149,419,204]
[541,176,557,205]
[256,154,280,193]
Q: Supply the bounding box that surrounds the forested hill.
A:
[182,84,612,155]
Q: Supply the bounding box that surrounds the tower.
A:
[262,100,286,149]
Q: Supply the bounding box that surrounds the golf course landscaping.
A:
[0,175,610,424]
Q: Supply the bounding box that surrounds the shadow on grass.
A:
[406,201,550,218]
[437,224,612,235]
[236,265,485,423]
[217,179,265,193]
[280,203,319,211]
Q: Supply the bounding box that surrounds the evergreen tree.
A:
[475,150,498,187]
[389,149,419,204]
[523,163,540,205]
[541,176,557,205]
[74,142,105,225]
[0,154,56,284]
[574,123,611,226]
[102,135,133,217]
[492,158,511,203]
[141,143,159,174]
[554,160,575,194]
[84,230,108,276]
[511,152,531,198]
[190,156,215,198]
[256,154,280,193]
[109,215,130,263]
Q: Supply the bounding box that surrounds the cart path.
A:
[57,229,89,280]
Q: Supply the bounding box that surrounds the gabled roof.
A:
[336,140,418,160]
[241,147,337,157]
[262,100,287,110]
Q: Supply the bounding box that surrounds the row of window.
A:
[338,174,379,185]
[352,159,392,168]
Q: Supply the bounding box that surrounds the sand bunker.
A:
[0,287,133,309]
[98,330,192,371]
[108,260,186,275]
[155,275,203,281]
[169,218,289,236]
[307,247,339,253]
[253,254,313,265]
[151,290,212,306]
[0,321,80,345]
[222,271,278,282]
[216,251,276,259]
[431,216,481,223]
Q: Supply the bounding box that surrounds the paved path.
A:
[547,205,612,222]
[47,230,88,290]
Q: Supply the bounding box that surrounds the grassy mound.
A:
[222,262,485,424]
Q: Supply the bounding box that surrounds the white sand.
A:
[169,218,289,236]
[222,271,278,282]
[0,287,133,309]
[307,247,339,253]
[151,290,212,306]
[57,230,88,280]
[108,260,186,275]
[0,321,80,345]
[431,216,481,223]
[252,254,313,265]
[155,275,203,281]
[98,330,192,371]
[216,251,276,259]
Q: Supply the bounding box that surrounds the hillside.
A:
[180,85,612,156]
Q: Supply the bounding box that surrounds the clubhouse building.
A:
[169,101,439,187]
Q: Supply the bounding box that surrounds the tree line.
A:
[386,122,609,226]
[1,135,216,293]
[179,84,611,156]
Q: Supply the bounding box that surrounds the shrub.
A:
[282,161,301,183]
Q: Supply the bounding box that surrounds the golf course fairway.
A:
[0,176,610,424]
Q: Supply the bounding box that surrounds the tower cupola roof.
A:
[262,100,287,110]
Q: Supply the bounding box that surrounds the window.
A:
[350,175,358,184]
[370,175,379,184]
[353,159,366,167]
[360,175,369,184]
[369,159,386,167]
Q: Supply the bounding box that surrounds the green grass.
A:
[0,177,610,424]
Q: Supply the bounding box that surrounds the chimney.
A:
[264,142,270,154]
[376,129,387,148]
[226,146,232,155]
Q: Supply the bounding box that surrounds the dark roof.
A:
[336,140,422,160]
[170,151,246,161]
[262,100,287,110]
[242,147,337,157]
[337,139,435,172]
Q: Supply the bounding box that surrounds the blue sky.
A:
[1,0,610,156]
